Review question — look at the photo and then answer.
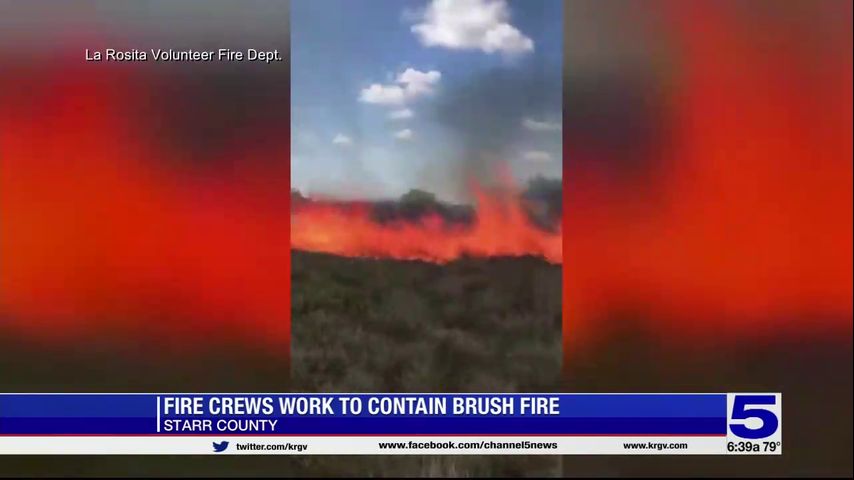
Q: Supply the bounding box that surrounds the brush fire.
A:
[290,181,562,265]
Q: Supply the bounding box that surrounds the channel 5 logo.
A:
[727,393,782,440]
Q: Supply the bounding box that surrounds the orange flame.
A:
[291,183,562,264]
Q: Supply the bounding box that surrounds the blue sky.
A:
[291,0,563,201]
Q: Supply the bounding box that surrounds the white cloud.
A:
[523,150,552,163]
[394,128,414,140]
[359,84,407,106]
[411,0,534,55]
[389,108,415,120]
[397,68,441,96]
[332,134,353,146]
[360,68,441,106]
[522,117,561,132]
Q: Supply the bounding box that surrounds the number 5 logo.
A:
[729,394,780,439]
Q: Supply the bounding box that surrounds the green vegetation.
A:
[290,250,562,476]
[291,250,561,394]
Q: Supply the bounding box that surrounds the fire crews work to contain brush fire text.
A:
[159,396,560,432]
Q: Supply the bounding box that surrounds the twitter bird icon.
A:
[212,441,229,453]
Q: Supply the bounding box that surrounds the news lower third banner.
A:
[0,393,781,455]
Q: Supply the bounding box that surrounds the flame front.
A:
[291,185,562,264]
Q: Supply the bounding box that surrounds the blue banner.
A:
[0,394,727,436]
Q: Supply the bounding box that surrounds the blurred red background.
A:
[0,5,290,352]
[563,0,852,354]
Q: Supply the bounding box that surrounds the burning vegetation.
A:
[290,176,562,264]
